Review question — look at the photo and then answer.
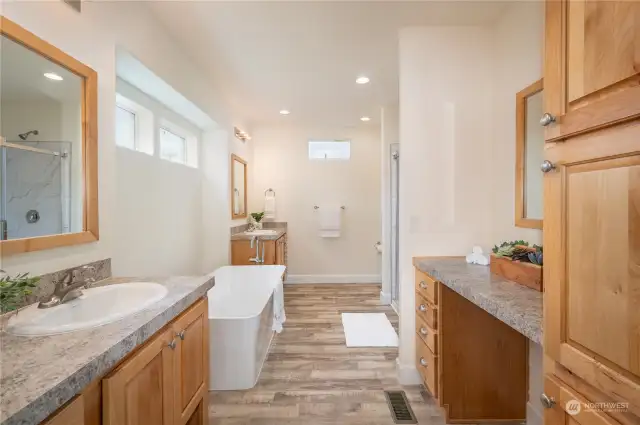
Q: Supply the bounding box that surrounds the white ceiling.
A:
[148,1,509,128]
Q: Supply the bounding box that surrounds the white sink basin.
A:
[6,282,168,336]
[243,229,277,236]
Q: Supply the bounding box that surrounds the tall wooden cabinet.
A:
[542,1,640,424]
[103,299,209,425]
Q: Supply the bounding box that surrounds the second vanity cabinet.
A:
[231,234,287,266]
[103,298,209,425]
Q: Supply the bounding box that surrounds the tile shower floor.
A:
[208,284,446,425]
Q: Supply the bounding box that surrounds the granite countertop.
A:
[230,228,286,241]
[413,257,543,344]
[0,275,215,425]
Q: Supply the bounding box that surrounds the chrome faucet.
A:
[249,236,264,264]
[38,265,97,309]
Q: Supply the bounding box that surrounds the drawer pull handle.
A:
[420,327,428,336]
[419,281,427,289]
[177,330,186,340]
[418,304,427,312]
[420,357,428,367]
[540,393,556,409]
[168,339,177,350]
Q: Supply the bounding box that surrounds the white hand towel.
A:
[264,194,276,219]
[272,279,286,333]
[233,189,240,215]
[319,205,341,238]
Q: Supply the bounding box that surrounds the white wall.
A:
[397,25,494,382]
[0,1,238,277]
[490,1,544,246]
[112,79,204,276]
[250,124,381,282]
[491,4,545,424]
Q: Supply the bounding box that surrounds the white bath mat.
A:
[341,313,398,347]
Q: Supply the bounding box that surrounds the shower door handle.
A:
[0,220,6,240]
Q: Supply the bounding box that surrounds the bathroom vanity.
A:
[230,229,287,266]
[0,275,215,425]
[413,256,542,423]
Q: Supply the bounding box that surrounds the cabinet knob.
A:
[418,304,427,312]
[420,357,428,367]
[419,281,427,289]
[420,327,428,336]
[540,160,556,173]
[540,393,556,409]
[177,330,185,340]
[540,113,556,126]
[168,339,177,350]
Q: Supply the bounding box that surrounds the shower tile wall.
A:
[4,142,70,239]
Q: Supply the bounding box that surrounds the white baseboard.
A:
[285,274,382,284]
[380,291,391,305]
[527,402,543,425]
[396,358,422,385]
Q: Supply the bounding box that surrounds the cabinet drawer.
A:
[416,337,438,398]
[415,269,438,305]
[416,315,437,355]
[415,292,437,329]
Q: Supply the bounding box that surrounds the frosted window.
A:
[308,140,351,160]
[160,127,187,164]
[115,106,136,149]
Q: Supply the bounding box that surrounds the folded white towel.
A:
[272,278,286,333]
[319,205,341,238]
[264,194,276,219]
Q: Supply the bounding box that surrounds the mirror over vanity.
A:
[0,17,98,255]
[515,79,543,229]
[231,154,247,219]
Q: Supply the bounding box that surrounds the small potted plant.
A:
[0,270,40,324]
[490,241,543,291]
[248,212,266,231]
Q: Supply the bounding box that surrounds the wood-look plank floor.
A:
[209,284,446,425]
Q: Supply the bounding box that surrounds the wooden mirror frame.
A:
[230,154,248,219]
[0,17,99,255]
[515,78,543,229]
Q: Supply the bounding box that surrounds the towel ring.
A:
[264,188,276,196]
[314,206,346,210]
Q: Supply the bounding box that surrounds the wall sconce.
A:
[234,127,251,142]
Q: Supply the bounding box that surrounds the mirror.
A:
[0,17,98,255]
[515,79,544,229]
[231,154,247,219]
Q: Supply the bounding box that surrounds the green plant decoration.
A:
[0,271,40,314]
[250,212,265,223]
[491,240,543,266]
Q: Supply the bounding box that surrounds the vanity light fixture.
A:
[356,76,370,85]
[234,127,251,142]
[279,110,291,115]
[44,72,63,81]
[360,116,371,122]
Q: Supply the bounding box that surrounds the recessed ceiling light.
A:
[279,110,290,115]
[44,72,63,81]
[360,116,371,122]
[356,76,370,84]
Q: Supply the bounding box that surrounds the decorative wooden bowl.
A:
[489,247,543,292]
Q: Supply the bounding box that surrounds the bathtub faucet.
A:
[249,236,265,264]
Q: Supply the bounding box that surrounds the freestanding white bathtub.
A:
[208,265,286,390]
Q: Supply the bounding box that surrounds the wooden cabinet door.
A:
[275,237,285,265]
[42,396,84,425]
[103,329,175,425]
[543,376,621,425]
[544,0,640,142]
[231,240,255,265]
[543,121,640,417]
[172,298,209,425]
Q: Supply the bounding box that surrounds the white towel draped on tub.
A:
[318,205,341,238]
[272,278,286,333]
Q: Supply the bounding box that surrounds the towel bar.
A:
[314,206,346,210]
[264,188,276,196]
